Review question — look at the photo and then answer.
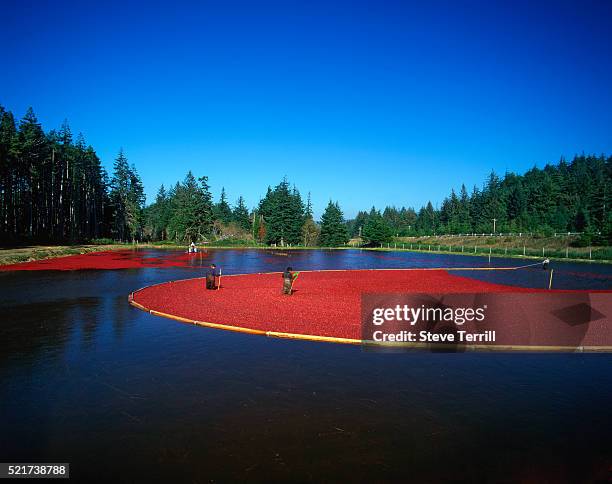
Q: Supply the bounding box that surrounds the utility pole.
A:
[492,218,497,234]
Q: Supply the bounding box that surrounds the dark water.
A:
[1,249,611,483]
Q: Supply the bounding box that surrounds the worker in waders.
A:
[282,266,298,295]
[206,263,218,290]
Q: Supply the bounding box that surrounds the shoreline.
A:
[0,244,134,266]
[1,242,610,267]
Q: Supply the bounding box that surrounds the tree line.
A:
[0,106,147,243]
[144,175,349,247]
[1,106,609,246]
[348,155,611,245]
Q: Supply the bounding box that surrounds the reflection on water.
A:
[0,249,610,482]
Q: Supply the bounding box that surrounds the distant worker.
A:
[282,266,299,295]
[542,258,550,270]
[189,241,198,253]
[206,263,218,290]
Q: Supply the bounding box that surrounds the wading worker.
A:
[205,263,218,290]
[282,266,297,295]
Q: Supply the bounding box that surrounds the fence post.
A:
[589,247,592,259]
[474,246,476,253]
[523,245,526,256]
[461,245,464,252]
[542,247,545,256]
[566,247,568,258]
[429,244,431,251]
[548,269,554,290]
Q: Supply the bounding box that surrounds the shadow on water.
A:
[0,249,610,482]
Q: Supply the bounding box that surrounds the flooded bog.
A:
[1,249,611,482]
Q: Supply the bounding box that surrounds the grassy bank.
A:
[389,235,611,262]
[0,241,295,266]
[0,244,136,266]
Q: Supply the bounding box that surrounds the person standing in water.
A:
[206,263,218,290]
[282,266,298,295]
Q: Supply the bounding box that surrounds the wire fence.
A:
[412,232,587,237]
[374,242,612,261]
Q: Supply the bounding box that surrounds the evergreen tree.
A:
[362,209,393,245]
[305,192,313,219]
[109,149,132,240]
[145,184,170,240]
[457,184,471,232]
[399,207,417,234]
[415,201,437,234]
[167,172,213,242]
[469,186,484,232]
[349,210,369,237]
[573,206,590,232]
[257,178,305,245]
[0,109,17,238]
[17,107,48,237]
[301,191,320,245]
[504,175,526,231]
[127,164,145,239]
[0,105,129,242]
[194,175,214,238]
[439,190,461,233]
[481,171,506,232]
[289,186,306,242]
[232,196,250,230]
[382,206,402,235]
[318,201,348,247]
[214,187,233,223]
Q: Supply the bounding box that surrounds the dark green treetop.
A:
[319,200,349,247]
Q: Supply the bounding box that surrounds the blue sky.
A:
[2,0,611,218]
